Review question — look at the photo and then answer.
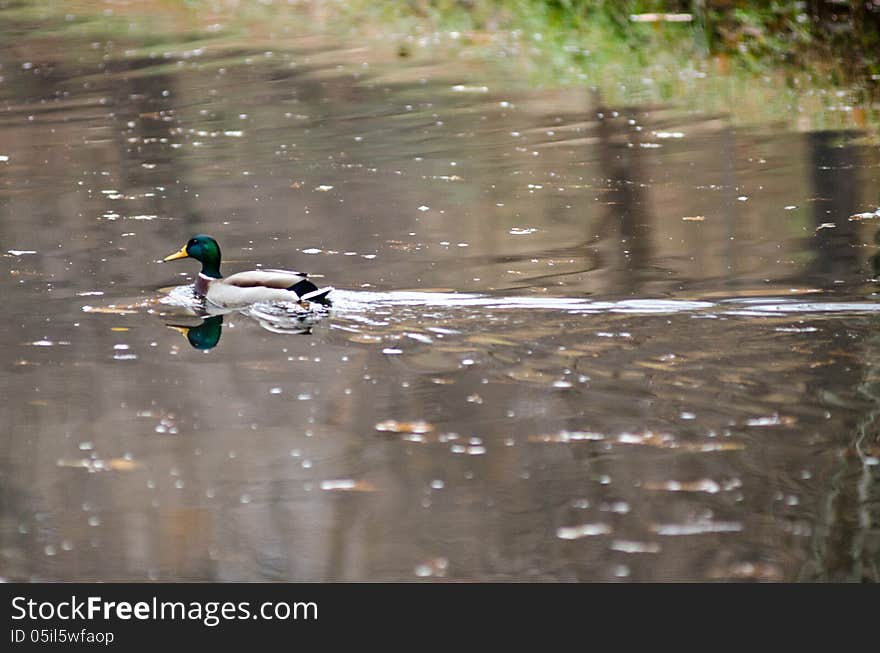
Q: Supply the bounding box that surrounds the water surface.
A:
[1,9,879,581]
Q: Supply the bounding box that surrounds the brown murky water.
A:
[1,7,879,581]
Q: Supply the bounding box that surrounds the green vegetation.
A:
[341,1,880,79]
[1,1,877,131]
[327,0,879,131]
[5,2,878,78]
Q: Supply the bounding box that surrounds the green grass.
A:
[0,0,877,133]
[320,0,880,133]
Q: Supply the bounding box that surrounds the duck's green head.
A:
[163,234,222,278]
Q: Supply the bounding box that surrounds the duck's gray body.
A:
[198,270,332,308]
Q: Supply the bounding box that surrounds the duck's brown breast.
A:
[195,274,211,296]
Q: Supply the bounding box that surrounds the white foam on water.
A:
[328,290,716,315]
[160,285,880,329]
[730,302,880,314]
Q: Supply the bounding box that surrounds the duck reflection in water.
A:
[167,315,226,350]
[166,306,320,350]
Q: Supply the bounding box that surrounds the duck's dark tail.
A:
[288,278,332,305]
[288,278,318,296]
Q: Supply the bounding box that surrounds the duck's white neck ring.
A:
[195,272,217,296]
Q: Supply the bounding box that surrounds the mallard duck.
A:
[162,234,332,308]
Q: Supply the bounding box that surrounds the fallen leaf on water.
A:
[375,420,435,435]
[505,368,558,385]
[56,458,141,472]
[82,305,139,315]
[83,297,161,314]
[466,335,517,347]
[682,215,705,222]
[637,360,679,371]
[319,479,378,492]
[107,459,140,471]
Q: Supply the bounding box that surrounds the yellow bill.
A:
[163,246,189,262]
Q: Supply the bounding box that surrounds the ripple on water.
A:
[557,523,613,540]
[652,521,744,536]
